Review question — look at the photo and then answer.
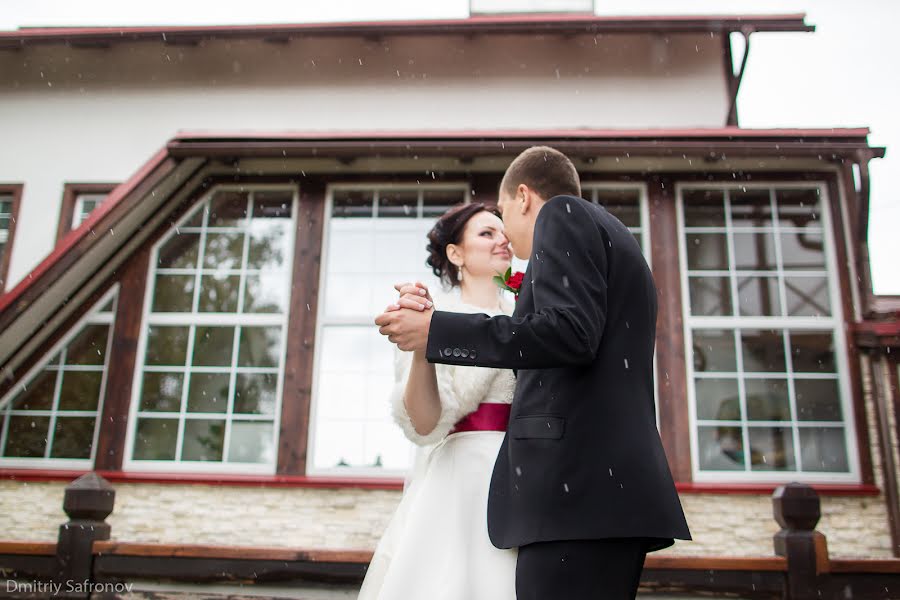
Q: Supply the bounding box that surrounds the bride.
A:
[357,202,518,600]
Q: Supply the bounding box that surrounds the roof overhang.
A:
[0,127,883,382]
[0,14,814,51]
[167,127,885,161]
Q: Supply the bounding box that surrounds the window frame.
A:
[122,183,299,475]
[676,180,861,484]
[56,183,118,243]
[0,183,24,293]
[306,181,471,478]
[0,285,119,469]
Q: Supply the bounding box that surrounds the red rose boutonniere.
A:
[494,267,525,301]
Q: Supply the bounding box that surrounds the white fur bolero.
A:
[389,292,516,446]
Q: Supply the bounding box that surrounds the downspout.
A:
[725,28,752,126]
[854,151,876,313]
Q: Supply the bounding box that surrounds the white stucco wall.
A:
[0,31,728,291]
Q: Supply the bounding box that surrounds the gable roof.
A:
[0,127,883,380]
[0,14,813,50]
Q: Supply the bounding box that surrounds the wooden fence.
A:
[1,473,898,599]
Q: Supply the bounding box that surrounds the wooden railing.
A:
[1,474,898,599]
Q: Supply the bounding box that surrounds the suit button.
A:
[452,348,461,357]
[461,349,469,358]
[443,347,453,357]
[470,350,477,359]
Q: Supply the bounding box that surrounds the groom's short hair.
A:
[500,146,581,202]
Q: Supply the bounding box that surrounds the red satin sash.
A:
[448,403,511,435]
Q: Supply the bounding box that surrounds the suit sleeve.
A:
[425,197,608,369]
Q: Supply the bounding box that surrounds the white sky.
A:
[2,0,897,293]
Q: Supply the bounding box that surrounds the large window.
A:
[309,184,468,475]
[678,183,858,482]
[125,186,296,473]
[0,288,118,468]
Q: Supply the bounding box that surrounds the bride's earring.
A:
[457,266,464,282]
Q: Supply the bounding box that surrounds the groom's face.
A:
[497,186,531,260]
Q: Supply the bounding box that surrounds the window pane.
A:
[737,276,781,317]
[697,426,744,470]
[133,418,178,460]
[695,378,739,420]
[686,233,728,270]
[152,275,195,312]
[745,378,790,421]
[798,427,849,472]
[795,379,842,421]
[203,232,244,270]
[146,326,189,366]
[730,189,772,227]
[790,332,836,373]
[693,330,737,372]
[198,273,240,313]
[247,222,290,271]
[785,276,831,317]
[208,190,249,227]
[689,277,732,317]
[50,417,95,459]
[181,419,225,461]
[192,326,235,367]
[780,232,826,270]
[4,416,50,457]
[244,273,289,314]
[11,370,57,410]
[182,205,204,227]
[683,189,725,227]
[596,189,640,227]
[58,371,102,411]
[139,372,184,412]
[748,426,795,471]
[333,189,373,218]
[66,324,109,365]
[377,190,419,218]
[733,233,776,271]
[238,326,281,368]
[228,421,275,463]
[234,373,277,415]
[186,372,230,413]
[157,233,200,269]
[776,189,821,229]
[741,330,786,373]
[253,190,293,219]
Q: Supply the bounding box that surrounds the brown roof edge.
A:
[0,147,175,317]
[0,14,814,49]
[164,127,885,159]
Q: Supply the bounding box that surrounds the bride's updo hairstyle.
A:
[426,202,501,289]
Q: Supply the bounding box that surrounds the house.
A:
[0,10,896,597]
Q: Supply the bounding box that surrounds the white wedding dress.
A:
[357,293,518,600]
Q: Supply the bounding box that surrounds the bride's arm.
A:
[402,350,441,436]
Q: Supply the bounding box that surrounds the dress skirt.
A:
[357,429,518,600]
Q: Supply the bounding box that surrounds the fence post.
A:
[773,482,830,600]
[53,472,115,599]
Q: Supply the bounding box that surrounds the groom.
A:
[375,146,691,599]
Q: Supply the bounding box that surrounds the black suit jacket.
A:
[425,195,691,552]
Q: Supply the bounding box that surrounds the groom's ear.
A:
[518,183,535,215]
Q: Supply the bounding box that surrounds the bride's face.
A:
[450,211,511,281]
